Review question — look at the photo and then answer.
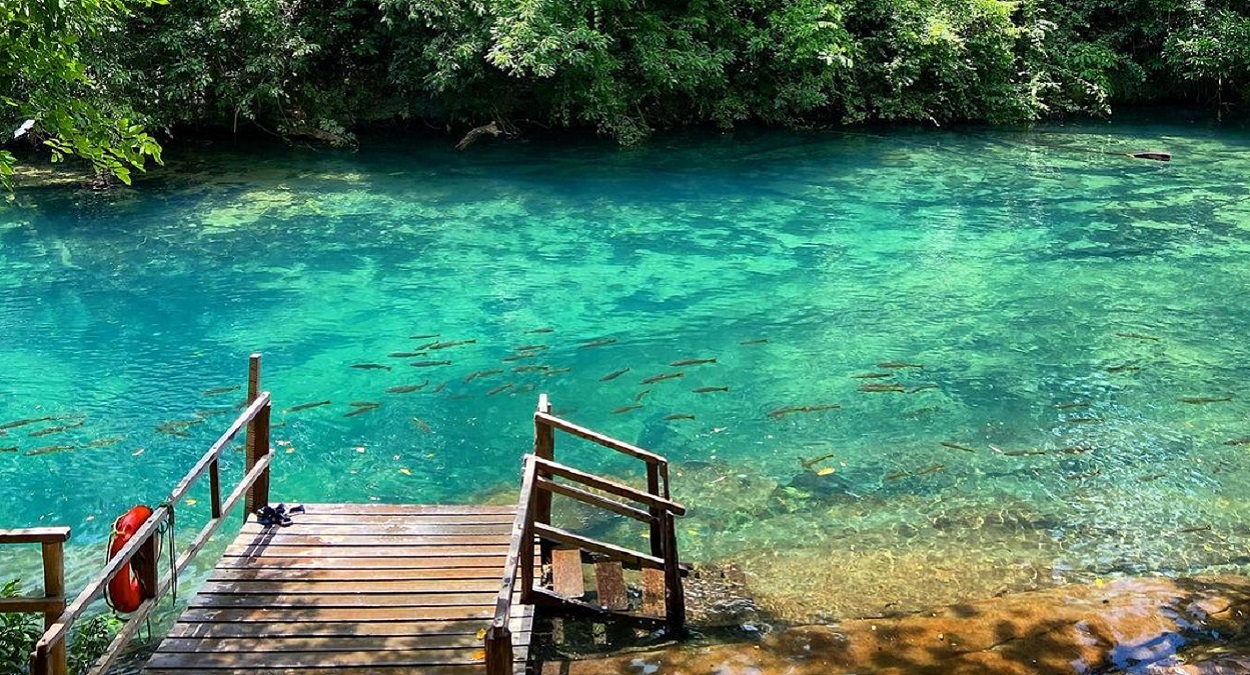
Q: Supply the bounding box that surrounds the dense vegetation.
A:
[1,580,119,675]
[3,0,1250,181]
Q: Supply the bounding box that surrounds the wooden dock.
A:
[143,504,534,675]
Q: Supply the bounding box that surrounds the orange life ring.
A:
[107,505,154,613]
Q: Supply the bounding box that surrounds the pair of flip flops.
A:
[256,503,304,526]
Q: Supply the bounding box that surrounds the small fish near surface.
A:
[409,333,441,340]
[663,413,696,421]
[635,389,651,402]
[388,351,426,358]
[859,383,906,393]
[545,367,572,376]
[1055,401,1091,410]
[283,400,331,413]
[464,369,503,383]
[387,381,430,394]
[600,367,630,382]
[351,363,392,371]
[580,337,618,349]
[486,383,514,396]
[1179,395,1232,404]
[344,403,381,418]
[0,416,53,431]
[767,404,841,419]
[740,338,768,346]
[203,385,241,396]
[612,404,643,414]
[906,384,940,394]
[29,421,85,438]
[0,445,16,453]
[1114,332,1161,342]
[411,417,432,433]
[513,365,550,373]
[1105,364,1142,373]
[428,339,477,350]
[83,437,125,448]
[24,445,76,457]
[155,419,205,437]
[349,401,381,407]
[693,386,730,394]
[1224,437,1250,446]
[940,441,975,453]
[514,344,548,353]
[671,358,717,367]
[878,362,924,369]
[1130,151,1172,162]
[851,372,894,379]
[799,452,837,470]
[525,327,555,334]
[1065,416,1103,424]
[501,352,538,362]
[411,360,452,368]
[641,372,684,385]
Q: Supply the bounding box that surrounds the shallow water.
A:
[4,119,1250,624]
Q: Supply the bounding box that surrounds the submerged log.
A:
[455,122,502,151]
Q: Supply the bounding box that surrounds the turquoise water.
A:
[5,120,1250,621]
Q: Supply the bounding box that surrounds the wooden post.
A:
[662,512,685,637]
[519,481,537,605]
[137,533,159,603]
[244,353,261,516]
[248,401,272,512]
[533,394,554,527]
[646,464,664,558]
[41,540,66,675]
[209,458,223,519]
[483,625,513,675]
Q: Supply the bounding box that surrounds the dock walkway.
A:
[144,503,533,675]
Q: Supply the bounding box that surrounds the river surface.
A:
[4,119,1250,631]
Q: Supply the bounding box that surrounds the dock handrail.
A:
[484,395,686,675]
[21,354,274,675]
[0,528,71,675]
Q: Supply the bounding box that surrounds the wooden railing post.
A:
[244,353,264,516]
[248,400,272,512]
[41,539,66,675]
[533,394,554,527]
[483,624,513,675]
[662,512,685,637]
[646,464,664,558]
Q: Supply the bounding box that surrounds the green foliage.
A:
[0,579,123,675]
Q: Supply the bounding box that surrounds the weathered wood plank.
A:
[198,580,499,595]
[223,544,511,558]
[147,645,525,668]
[214,555,509,569]
[265,515,517,526]
[0,527,71,544]
[156,633,532,653]
[239,523,513,536]
[594,561,629,611]
[179,606,497,622]
[165,614,531,639]
[232,534,510,546]
[147,667,509,675]
[290,504,515,516]
[641,567,666,617]
[189,592,499,609]
[550,548,585,599]
[209,567,507,582]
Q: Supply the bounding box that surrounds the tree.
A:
[0,0,163,188]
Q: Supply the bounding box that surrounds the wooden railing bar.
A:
[167,393,269,507]
[485,457,537,675]
[535,477,654,523]
[32,506,170,658]
[535,412,667,466]
[0,528,70,545]
[533,523,666,570]
[0,598,63,613]
[532,457,686,515]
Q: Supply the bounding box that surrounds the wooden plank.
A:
[198,580,499,594]
[179,606,498,622]
[0,597,63,613]
[230,534,509,546]
[269,514,517,526]
[214,555,509,569]
[156,633,532,653]
[594,561,628,611]
[146,646,509,667]
[532,457,686,515]
[222,545,511,558]
[533,523,664,570]
[534,411,667,465]
[293,504,515,516]
[208,567,507,582]
[641,567,665,617]
[146,666,511,675]
[550,548,585,599]
[535,478,653,523]
[238,523,513,536]
[165,614,531,639]
[189,592,500,609]
[0,527,70,544]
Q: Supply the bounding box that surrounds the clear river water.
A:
[4,118,1250,630]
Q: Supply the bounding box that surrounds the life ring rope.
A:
[104,504,178,614]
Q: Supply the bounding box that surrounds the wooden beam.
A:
[532,395,554,527]
[534,412,667,466]
[244,353,261,515]
[0,528,70,545]
[533,523,664,570]
[534,478,653,523]
[489,457,536,634]
[0,597,63,614]
[530,457,686,516]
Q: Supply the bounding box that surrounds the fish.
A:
[24,445,76,456]
[1058,446,1093,454]
[155,419,204,436]
[1055,401,1091,410]
[193,408,233,418]
[412,341,441,351]
[501,353,538,362]
[486,383,514,396]
[1066,417,1103,424]
[388,351,425,358]
[1105,364,1142,373]
[799,452,837,469]
[851,372,894,379]
[525,327,555,333]
[283,400,331,413]
[0,446,16,453]
[29,421,85,437]
[412,417,432,433]
[387,382,429,394]
[600,368,631,382]
[343,405,379,417]
[1178,525,1211,534]
[612,404,643,414]
[635,389,651,402]
[1137,473,1166,482]
[884,470,911,481]
[410,333,441,339]
[641,372,684,385]
[1223,438,1250,446]
[859,383,906,393]
[1115,332,1161,341]
[351,363,392,371]
[671,358,716,367]
[432,381,448,393]
[513,365,550,373]
[515,344,548,352]
[580,337,618,349]
[663,414,695,421]
[545,367,572,376]
[940,441,975,453]
[428,339,477,350]
[914,463,945,476]
[464,369,503,383]
[82,437,124,448]
[740,338,768,345]
[411,360,452,367]
[999,449,1047,457]
[906,384,940,394]
[349,401,381,407]
[767,404,840,419]
[1179,395,1232,404]
[203,385,241,396]
[0,416,53,430]
[693,386,730,393]
[878,362,924,369]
